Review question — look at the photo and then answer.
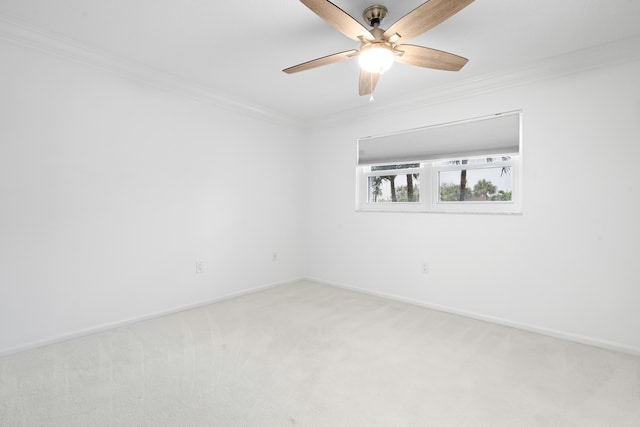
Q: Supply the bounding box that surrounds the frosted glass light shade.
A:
[358,45,394,73]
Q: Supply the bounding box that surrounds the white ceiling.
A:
[1,0,639,123]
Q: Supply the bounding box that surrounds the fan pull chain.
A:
[369,72,375,103]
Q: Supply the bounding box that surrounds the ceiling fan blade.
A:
[394,44,468,71]
[384,0,474,44]
[359,70,380,96]
[300,0,373,41]
[283,50,358,74]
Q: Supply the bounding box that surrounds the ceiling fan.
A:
[283,0,475,100]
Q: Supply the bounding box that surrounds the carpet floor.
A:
[1,281,639,426]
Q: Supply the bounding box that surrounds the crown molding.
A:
[307,35,640,129]
[0,15,305,130]
[1,14,638,132]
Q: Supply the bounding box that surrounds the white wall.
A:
[0,39,306,354]
[2,32,639,357]
[306,59,640,354]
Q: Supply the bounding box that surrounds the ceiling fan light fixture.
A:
[284,0,475,96]
[358,44,394,73]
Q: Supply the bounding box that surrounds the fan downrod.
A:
[363,5,388,28]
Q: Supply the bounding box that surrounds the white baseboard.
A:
[0,277,304,357]
[305,277,640,357]
[5,277,638,357]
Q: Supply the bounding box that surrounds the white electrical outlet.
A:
[196,261,204,274]
[422,262,429,274]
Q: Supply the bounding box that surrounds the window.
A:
[356,112,522,214]
[368,163,420,203]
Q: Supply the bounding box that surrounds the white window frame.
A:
[357,154,520,214]
[358,164,426,212]
[430,156,521,214]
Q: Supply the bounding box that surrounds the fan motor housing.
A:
[363,5,388,27]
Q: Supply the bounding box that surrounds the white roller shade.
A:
[357,112,521,166]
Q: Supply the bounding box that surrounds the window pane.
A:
[368,174,420,203]
[439,167,512,202]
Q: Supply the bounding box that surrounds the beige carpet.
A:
[1,281,639,426]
